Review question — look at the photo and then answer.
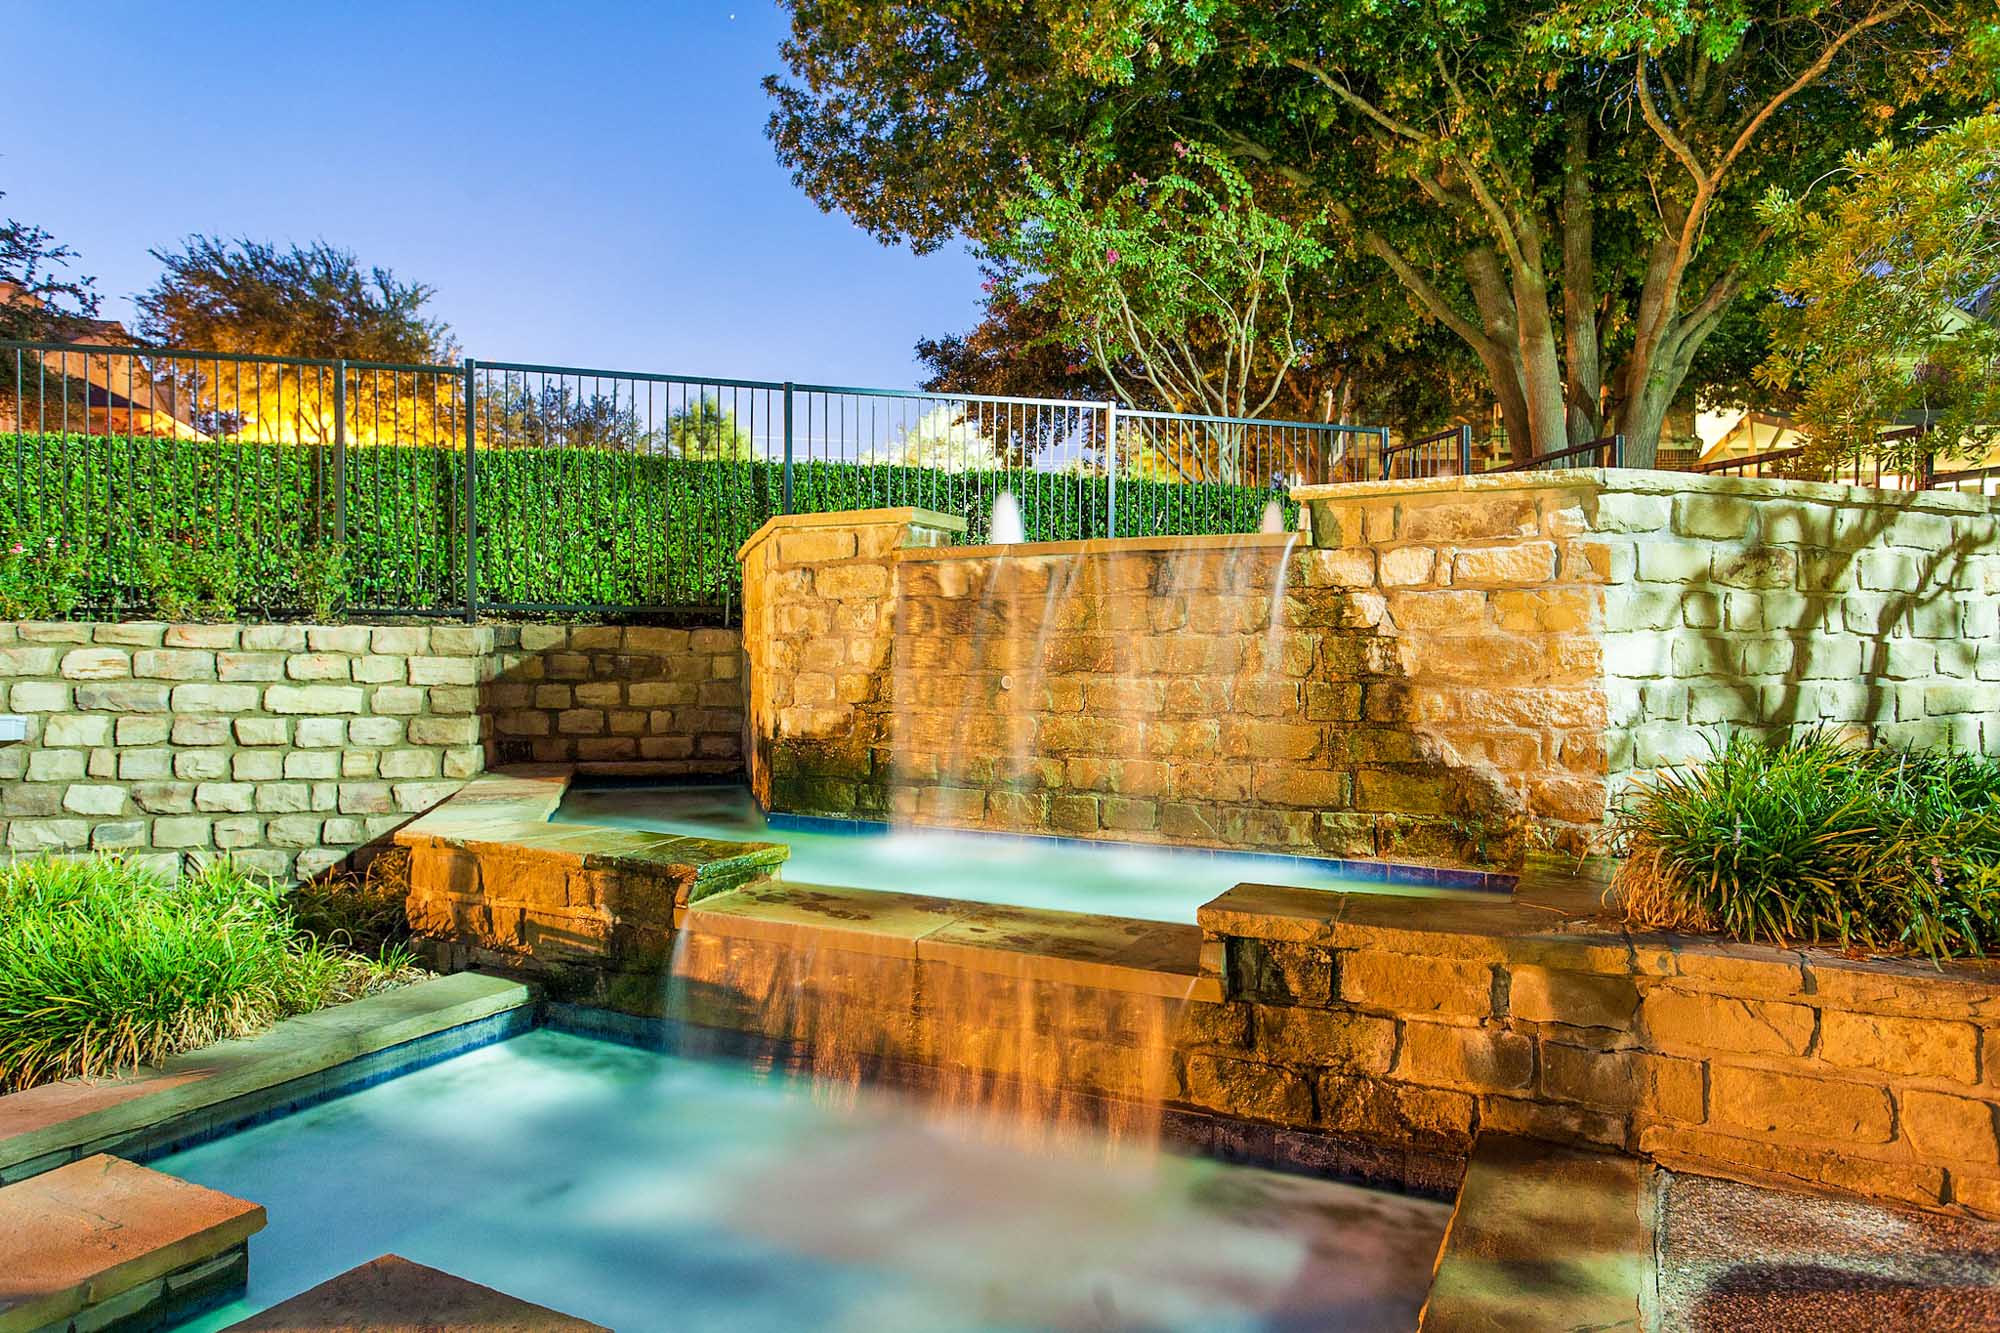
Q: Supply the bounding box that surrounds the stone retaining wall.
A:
[0,620,744,880]
[739,473,1999,867]
[1189,883,2000,1218]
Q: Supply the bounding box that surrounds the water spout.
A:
[990,490,1025,545]
[1259,498,1287,534]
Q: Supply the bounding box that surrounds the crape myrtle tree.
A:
[1756,114,2000,471]
[768,0,1999,465]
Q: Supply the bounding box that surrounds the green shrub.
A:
[0,528,87,619]
[1611,732,2000,961]
[0,856,377,1092]
[2,431,1292,616]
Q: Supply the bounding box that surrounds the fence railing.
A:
[2,339,1380,620]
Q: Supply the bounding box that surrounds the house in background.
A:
[1,282,205,439]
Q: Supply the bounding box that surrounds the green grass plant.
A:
[1611,731,2000,961]
[0,855,414,1093]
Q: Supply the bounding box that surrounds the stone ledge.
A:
[735,506,967,563]
[0,1154,265,1333]
[1293,468,2000,516]
[1417,1133,1653,1332]
[0,972,532,1183]
[220,1254,607,1332]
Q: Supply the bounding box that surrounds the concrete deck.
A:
[0,1154,264,1333]
[221,1254,607,1332]
[0,972,533,1185]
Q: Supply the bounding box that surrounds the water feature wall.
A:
[738,474,2000,869]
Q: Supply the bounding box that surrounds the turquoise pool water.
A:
[556,783,1488,923]
[160,1030,1450,1331]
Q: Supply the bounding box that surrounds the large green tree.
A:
[0,194,101,342]
[1757,114,2000,469]
[769,0,1996,463]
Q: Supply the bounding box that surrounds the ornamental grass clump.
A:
[1612,732,2000,962]
[0,856,350,1093]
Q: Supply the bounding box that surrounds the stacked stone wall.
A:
[1187,886,2000,1218]
[0,620,744,880]
[741,472,1999,866]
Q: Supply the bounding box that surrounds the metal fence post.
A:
[1611,433,1627,469]
[781,381,795,515]
[332,358,347,544]
[1104,402,1119,539]
[462,357,478,624]
[1458,424,1474,476]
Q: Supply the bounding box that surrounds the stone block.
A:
[152,815,213,848]
[254,783,311,813]
[130,782,196,814]
[74,683,170,712]
[1452,542,1557,585]
[7,818,90,850]
[1706,1064,1895,1146]
[372,686,425,716]
[194,782,255,813]
[410,716,479,746]
[61,784,127,816]
[1508,966,1638,1030]
[265,684,365,715]
[163,623,237,648]
[1181,1053,1314,1126]
[26,749,87,782]
[1672,493,1756,540]
[306,625,372,653]
[1642,989,1813,1057]
[406,655,475,686]
[8,680,71,711]
[1397,1022,1534,1091]
[117,749,172,780]
[337,783,394,815]
[352,654,406,683]
[1541,1044,1703,1123]
[169,683,262,713]
[1339,951,1493,1017]
[173,750,229,781]
[1251,1005,1397,1072]
[284,751,341,780]
[1818,1010,1978,1083]
[235,717,289,746]
[133,648,217,680]
[284,653,351,681]
[90,820,148,849]
[0,645,60,676]
[42,714,112,747]
[294,717,347,747]
[393,781,461,813]
[231,751,283,781]
[171,717,231,747]
[1901,1090,1999,1166]
[265,815,324,847]
[348,716,404,746]
[60,647,132,679]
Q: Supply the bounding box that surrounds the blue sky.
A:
[4,1,984,387]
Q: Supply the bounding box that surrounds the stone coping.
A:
[0,972,531,1183]
[684,879,1208,1000]
[0,1154,265,1333]
[734,505,967,562]
[1291,465,2000,514]
[897,530,1302,562]
[1198,878,2000,1006]
[1418,1134,1653,1331]
[221,1254,608,1333]
[396,767,789,898]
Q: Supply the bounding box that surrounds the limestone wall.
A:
[740,472,1998,867]
[0,620,744,881]
[1190,883,2000,1218]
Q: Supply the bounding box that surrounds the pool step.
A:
[1418,1133,1655,1331]
[0,1153,265,1333]
[221,1254,607,1332]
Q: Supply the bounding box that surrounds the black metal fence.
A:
[2,340,1382,621]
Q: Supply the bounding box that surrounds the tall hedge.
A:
[2,432,1293,616]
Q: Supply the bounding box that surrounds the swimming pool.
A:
[554,783,1493,923]
[158,1029,1450,1331]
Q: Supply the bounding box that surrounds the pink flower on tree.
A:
[1105,248,1121,265]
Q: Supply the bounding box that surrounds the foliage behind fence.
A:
[1,432,1294,620]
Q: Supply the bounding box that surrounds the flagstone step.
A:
[221,1254,608,1332]
[0,1153,264,1333]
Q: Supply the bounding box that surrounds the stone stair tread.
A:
[1418,1133,1652,1332]
[0,1153,265,1333]
[221,1254,608,1332]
